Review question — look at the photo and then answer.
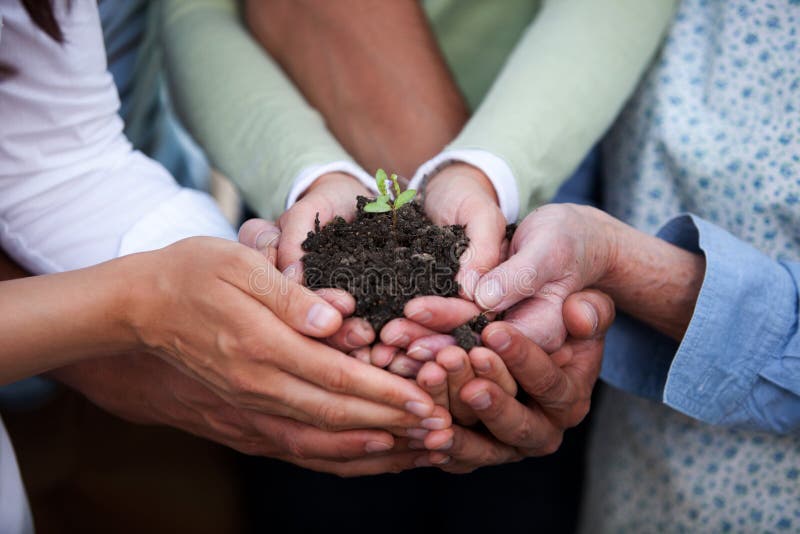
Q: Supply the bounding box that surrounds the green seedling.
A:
[364,169,416,230]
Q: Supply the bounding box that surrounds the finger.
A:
[468,347,517,397]
[370,343,399,368]
[253,322,437,418]
[416,362,448,409]
[233,252,343,338]
[276,200,329,282]
[298,451,426,477]
[482,322,569,404]
[380,318,438,348]
[404,296,482,332]
[406,334,456,362]
[239,218,281,253]
[563,289,615,339]
[473,234,570,312]
[350,347,371,365]
[460,378,562,455]
[454,202,506,301]
[237,367,429,431]
[247,413,397,460]
[315,288,356,316]
[501,296,567,353]
[387,353,424,378]
[325,317,375,352]
[430,424,521,474]
[436,346,478,425]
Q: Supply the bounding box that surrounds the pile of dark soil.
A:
[302,196,470,338]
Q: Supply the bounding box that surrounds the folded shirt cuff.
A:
[658,215,797,425]
[408,149,520,223]
[286,161,377,209]
[119,188,237,256]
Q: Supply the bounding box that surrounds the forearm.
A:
[245,0,469,179]
[595,212,705,341]
[451,0,677,212]
[0,258,138,383]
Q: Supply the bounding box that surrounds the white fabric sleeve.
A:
[408,149,520,223]
[285,161,378,208]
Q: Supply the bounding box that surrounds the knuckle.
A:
[322,366,350,394]
[314,402,349,431]
[539,434,564,456]
[531,369,565,399]
[511,424,535,447]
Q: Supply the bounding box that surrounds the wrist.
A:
[303,171,370,198]
[426,162,499,205]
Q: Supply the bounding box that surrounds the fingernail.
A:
[345,324,370,347]
[409,440,425,450]
[365,441,392,453]
[407,308,432,323]
[405,401,431,418]
[432,455,451,465]
[407,346,434,361]
[424,373,445,387]
[468,390,492,410]
[582,300,599,334]
[475,277,503,310]
[306,303,339,331]
[436,438,453,451]
[472,357,491,374]
[421,417,448,430]
[446,355,465,373]
[255,228,280,250]
[407,428,429,440]
[486,330,512,352]
[386,333,409,347]
[414,456,432,467]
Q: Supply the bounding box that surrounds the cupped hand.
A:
[239,217,374,353]
[473,203,618,352]
[124,236,439,433]
[423,163,507,300]
[420,290,615,472]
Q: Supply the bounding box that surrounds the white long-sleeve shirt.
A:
[0,1,234,275]
[0,3,235,531]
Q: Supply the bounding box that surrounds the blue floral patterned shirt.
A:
[580,0,800,531]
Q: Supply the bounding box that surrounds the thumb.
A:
[563,290,616,339]
[239,218,281,265]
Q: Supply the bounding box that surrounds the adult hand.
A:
[50,354,430,477]
[239,217,373,353]
[423,163,507,300]
[123,236,439,432]
[473,203,618,352]
[422,290,615,471]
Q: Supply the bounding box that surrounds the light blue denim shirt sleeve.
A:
[601,214,800,434]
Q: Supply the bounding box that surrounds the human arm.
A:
[243,0,469,180]
[476,204,800,433]
[412,0,679,221]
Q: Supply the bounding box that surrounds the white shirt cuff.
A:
[119,189,237,256]
[286,161,377,209]
[408,149,520,223]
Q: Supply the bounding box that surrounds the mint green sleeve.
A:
[160,0,356,219]
[448,0,678,214]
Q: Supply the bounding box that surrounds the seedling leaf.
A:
[394,189,416,208]
[364,199,392,213]
[376,169,388,196]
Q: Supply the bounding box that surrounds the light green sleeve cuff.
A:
[161,0,356,218]
[448,0,678,215]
